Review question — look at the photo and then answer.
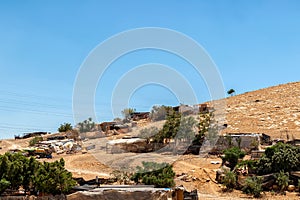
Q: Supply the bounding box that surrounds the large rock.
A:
[288,185,296,192]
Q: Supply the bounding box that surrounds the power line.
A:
[0,89,70,103]
[0,106,73,117]
[0,99,72,109]
[0,123,54,129]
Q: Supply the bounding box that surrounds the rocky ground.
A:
[219,81,300,139]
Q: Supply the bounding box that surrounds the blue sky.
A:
[0,0,300,138]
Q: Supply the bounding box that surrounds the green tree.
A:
[55,158,76,193]
[77,117,95,133]
[58,123,73,132]
[35,158,76,194]
[6,158,23,190]
[0,153,76,195]
[191,111,215,146]
[227,89,235,96]
[154,111,181,143]
[5,153,28,190]
[131,162,175,188]
[22,156,40,194]
[222,147,246,170]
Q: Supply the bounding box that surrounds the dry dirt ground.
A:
[52,151,300,199]
[0,138,30,154]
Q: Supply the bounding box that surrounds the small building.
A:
[211,133,261,154]
[173,104,198,115]
[15,131,48,139]
[272,138,286,144]
[98,122,117,133]
[130,112,150,121]
[47,135,67,141]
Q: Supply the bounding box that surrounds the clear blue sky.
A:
[0,0,300,138]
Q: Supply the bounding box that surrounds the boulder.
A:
[288,185,296,192]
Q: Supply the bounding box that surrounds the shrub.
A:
[139,127,159,140]
[275,170,289,192]
[121,108,136,120]
[150,105,172,121]
[0,179,10,194]
[111,170,132,185]
[223,170,236,191]
[236,160,258,174]
[131,161,175,188]
[242,176,263,198]
[257,143,300,175]
[77,117,95,133]
[58,123,73,132]
[29,136,43,146]
[223,147,246,170]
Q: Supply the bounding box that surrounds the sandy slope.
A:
[219,81,300,139]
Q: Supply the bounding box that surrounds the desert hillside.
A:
[220,81,300,139]
[1,82,300,199]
